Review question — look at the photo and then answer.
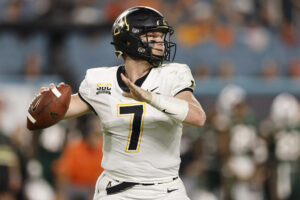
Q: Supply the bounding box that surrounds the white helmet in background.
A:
[270,93,299,128]
[217,84,246,116]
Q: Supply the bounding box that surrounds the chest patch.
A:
[96,82,112,95]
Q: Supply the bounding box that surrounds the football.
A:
[27,84,72,130]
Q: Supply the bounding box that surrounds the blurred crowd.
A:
[1,0,300,200]
[0,0,299,27]
[0,0,300,83]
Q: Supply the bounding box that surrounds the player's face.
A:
[140,31,165,56]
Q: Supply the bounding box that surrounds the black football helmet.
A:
[111,6,176,67]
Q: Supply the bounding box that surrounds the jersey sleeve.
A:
[78,71,97,114]
[171,64,195,96]
[79,76,90,96]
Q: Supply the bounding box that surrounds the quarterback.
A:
[40,6,206,200]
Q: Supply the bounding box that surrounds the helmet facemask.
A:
[137,27,176,67]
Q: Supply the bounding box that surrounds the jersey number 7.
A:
[117,103,146,153]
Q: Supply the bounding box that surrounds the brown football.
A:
[27,84,72,130]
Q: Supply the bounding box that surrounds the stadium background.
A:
[0,0,300,200]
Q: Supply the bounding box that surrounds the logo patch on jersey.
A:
[167,188,178,193]
[149,86,159,92]
[96,82,112,95]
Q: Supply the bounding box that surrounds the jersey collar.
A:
[117,65,152,92]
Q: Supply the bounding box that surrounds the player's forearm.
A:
[63,94,91,120]
[176,91,206,127]
[183,102,206,127]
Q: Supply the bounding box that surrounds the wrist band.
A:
[150,93,189,122]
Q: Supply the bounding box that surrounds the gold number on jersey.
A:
[117,103,146,153]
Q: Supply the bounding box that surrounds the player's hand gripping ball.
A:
[27,83,71,130]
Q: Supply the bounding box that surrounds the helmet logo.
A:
[132,28,140,34]
[138,47,146,53]
[114,17,129,36]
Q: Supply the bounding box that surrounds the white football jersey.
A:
[79,63,195,182]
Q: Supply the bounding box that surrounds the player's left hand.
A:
[121,73,152,103]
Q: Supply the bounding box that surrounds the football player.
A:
[40,6,206,200]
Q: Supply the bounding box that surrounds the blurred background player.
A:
[54,116,103,200]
